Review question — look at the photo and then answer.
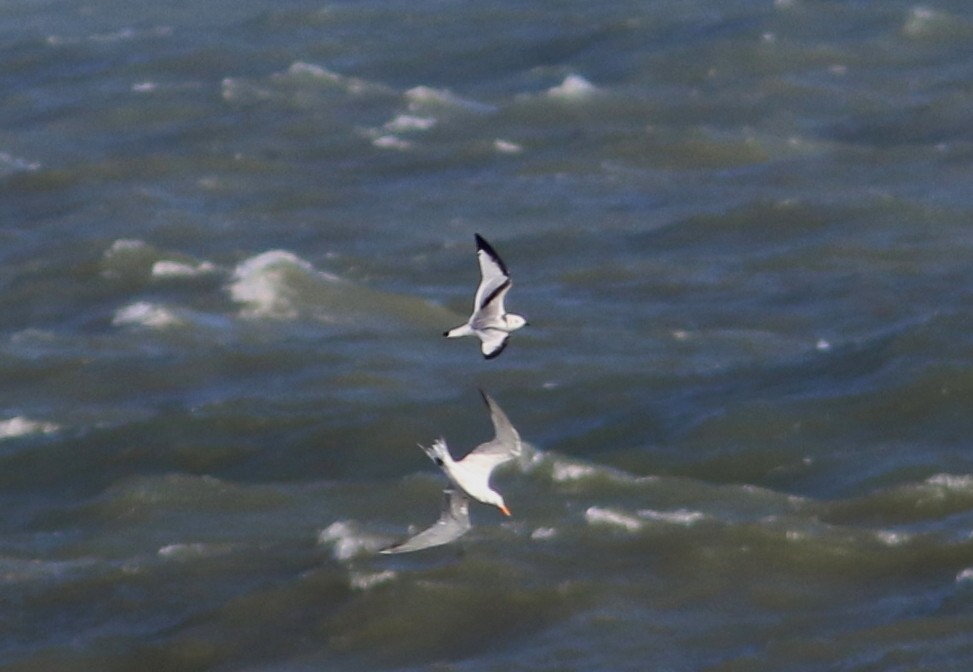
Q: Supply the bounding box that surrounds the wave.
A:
[0,416,59,440]
[227,249,455,328]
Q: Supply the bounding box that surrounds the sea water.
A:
[4,1,973,670]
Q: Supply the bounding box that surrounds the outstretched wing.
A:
[478,328,510,360]
[380,489,472,554]
[473,234,512,313]
[461,390,522,471]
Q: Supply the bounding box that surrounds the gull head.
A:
[505,313,527,332]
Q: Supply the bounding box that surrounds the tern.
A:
[444,234,527,359]
[380,390,523,554]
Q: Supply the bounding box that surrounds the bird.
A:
[380,390,523,554]
[444,233,527,359]
[380,488,471,554]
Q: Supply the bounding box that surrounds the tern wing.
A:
[460,390,522,470]
[380,489,472,554]
[473,234,512,312]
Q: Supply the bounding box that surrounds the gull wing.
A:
[473,234,512,312]
[380,489,472,554]
[478,328,510,360]
[460,390,522,471]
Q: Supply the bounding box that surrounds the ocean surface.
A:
[4,1,973,670]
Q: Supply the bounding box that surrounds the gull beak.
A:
[499,504,512,517]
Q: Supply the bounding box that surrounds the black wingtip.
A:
[442,330,450,337]
[482,339,509,360]
[473,233,509,276]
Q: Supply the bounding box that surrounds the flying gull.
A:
[381,390,523,553]
[444,234,527,359]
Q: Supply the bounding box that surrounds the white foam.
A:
[372,135,413,151]
[285,61,344,83]
[405,85,495,113]
[349,569,396,590]
[318,521,386,561]
[875,530,910,546]
[926,474,973,491]
[282,62,372,95]
[956,567,973,583]
[547,74,597,99]
[383,114,437,132]
[228,250,338,319]
[157,543,231,559]
[552,462,600,482]
[0,151,41,174]
[107,239,148,254]
[530,527,558,540]
[493,139,523,154]
[637,509,705,526]
[151,259,218,278]
[584,506,642,532]
[112,302,182,329]
[902,6,939,37]
[0,417,59,440]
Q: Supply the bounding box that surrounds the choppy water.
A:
[4,1,973,670]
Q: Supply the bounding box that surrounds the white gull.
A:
[444,234,527,359]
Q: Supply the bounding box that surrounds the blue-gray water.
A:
[4,1,973,670]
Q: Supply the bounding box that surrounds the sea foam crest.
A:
[152,259,218,278]
[318,521,387,561]
[228,250,340,319]
[547,74,598,99]
[0,417,59,440]
[405,85,495,114]
[925,474,973,491]
[584,506,643,532]
[638,509,706,526]
[113,302,183,329]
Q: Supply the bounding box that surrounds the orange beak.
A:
[499,503,512,517]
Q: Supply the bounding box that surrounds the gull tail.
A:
[421,438,451,468]
[443,323,474,338]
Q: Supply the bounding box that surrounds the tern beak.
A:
[499,504,512,517]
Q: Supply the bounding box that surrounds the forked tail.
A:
[421,438,451,467]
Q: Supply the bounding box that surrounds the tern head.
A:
[505,313,527,331]
[486,490,512,517]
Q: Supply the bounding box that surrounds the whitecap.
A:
[584,506,642,532]
[925,474,973,491]
[547,74,597,99]
[405,85,495,114]
[956,567,973,583]
[112,302,183,329]
[0,151,41,174]
[493,139,523,154]
[637,509,705,526]
[875,530,910,546]
[0,417,59,440]
[552,462,600,483]
[228,250,338,319]
[349,569,396,590]
[383,114,437,132]
[151,259,218,278]
[157,543,231,560]
[371,135,413,151]
[280,62,372,95]
[530,527,558,541]
[318,521,386,561]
